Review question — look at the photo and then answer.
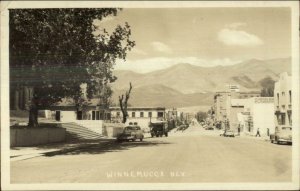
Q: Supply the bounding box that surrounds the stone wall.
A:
[11,128,66,147]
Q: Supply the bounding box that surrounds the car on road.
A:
[270,126,292,145]
[220,130,235,137]
[149,121,168,137]
[205,126,214,130]
[117,125,144,142]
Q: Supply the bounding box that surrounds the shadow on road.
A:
[44,139,172,157]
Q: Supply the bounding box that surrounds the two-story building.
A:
[110,107,166,128]
[213,85,260,129]
[274,72,292,128]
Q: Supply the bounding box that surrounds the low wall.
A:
[75,120,103,135]
[102,123,125,138]
[11,128,66,147]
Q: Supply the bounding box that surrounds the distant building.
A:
[110,107,166,128]
[274,72,292,129]
[212,85,260,129]
[44,98,111,122]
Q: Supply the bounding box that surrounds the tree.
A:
[196,111,207,123]
[98,84,113,109]
[259,77,275,97]
[10,9,135,127]
[118,82,132,123]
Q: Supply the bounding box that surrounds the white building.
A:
[274,72,292,128]
[238,97,275,136]
[110,107,166,128]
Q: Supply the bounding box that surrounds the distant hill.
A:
[111,57,291,107]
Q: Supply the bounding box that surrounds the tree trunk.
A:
[28,96,39,127]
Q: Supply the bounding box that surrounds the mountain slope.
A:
[112,57,291,94]
[111,57,291,107]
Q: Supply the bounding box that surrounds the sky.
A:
[95,8,291,73]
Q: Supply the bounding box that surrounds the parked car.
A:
[205,126,214,130]
[220,130,235,137]
[270,126,292,144]
[177,124,189,132]
[117,125,144,142]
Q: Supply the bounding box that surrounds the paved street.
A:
[11,132,292,183]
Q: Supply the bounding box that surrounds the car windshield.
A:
[125,126,140,131]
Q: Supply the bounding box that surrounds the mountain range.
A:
[110,57,291,108]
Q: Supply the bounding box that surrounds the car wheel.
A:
[140,138,143,141]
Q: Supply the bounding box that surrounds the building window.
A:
[77,111,83,120]
[92,111,95,120]
[148,112,152,118]
[277,114,281,125]
[288,113,292,125]
[289,90,292,103]
[140,112,144,117]
[132,112,135,118]
[157,112,164,118]
[281,114,286,125]
[96,111,100,120]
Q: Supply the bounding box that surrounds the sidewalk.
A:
[237,133,270,142]
[10,139,114,162]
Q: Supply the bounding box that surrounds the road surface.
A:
[11,132,292,183]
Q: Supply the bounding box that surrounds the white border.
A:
[1,1,299,190]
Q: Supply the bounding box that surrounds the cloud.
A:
[115,57,241,73]
[218,28,264,47]
[131,48,147,55]
[151,41,172,54]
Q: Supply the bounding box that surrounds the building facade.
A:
[239,97,275,136]
[274,72,292,129]
[110,107,166,128]
[212,85,260,129]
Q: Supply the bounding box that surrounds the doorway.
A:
[55,111,61,121]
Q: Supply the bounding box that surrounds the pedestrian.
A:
[256,128,261,137]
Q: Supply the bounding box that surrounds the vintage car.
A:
[149,121,168,137]
[205,126,214,130]
[117,125,144,142]
[270,126,292,144]
[220,130,235,137]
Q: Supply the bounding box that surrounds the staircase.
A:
[61,122,104,142]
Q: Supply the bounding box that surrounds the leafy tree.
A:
[97,84,113,109]
[259,77,275,97]
[196,111,207,123]
[10,9,135,127]
[118,82,132,123]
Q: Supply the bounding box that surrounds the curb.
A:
[44,140,113,156]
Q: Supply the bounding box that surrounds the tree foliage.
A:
[9,8,135,126]
[196,111,207,123]
[259,77,275,97]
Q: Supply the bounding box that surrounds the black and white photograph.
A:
[1,1,299,190]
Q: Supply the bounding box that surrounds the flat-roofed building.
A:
[110,107,166,128]
[274,72,292,129]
